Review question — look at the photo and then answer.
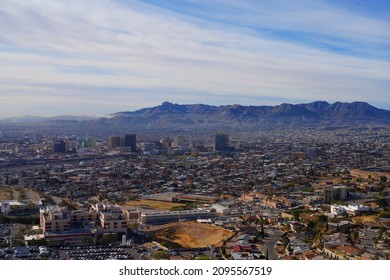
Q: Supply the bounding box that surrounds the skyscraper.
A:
[124,134,136,152]
[215,132,229,151]
[108,136,121,149]
[53,140,66,153]
[172,135,186,148]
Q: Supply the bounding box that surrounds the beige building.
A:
[68,209,99,225]
[240,192,267,202]
[92,203,127,234]
[123,208,140,221]
[350,168,390,180]
[40,206,71,233]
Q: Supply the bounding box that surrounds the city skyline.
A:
[1,0,389,118]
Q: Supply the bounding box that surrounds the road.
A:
[263,227,283,260]
[359,229,379,255]
[0,153,131,170]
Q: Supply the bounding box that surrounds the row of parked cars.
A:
[0,246,52,260]
[61,245,133,260]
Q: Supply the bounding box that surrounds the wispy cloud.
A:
[0,0,389,117]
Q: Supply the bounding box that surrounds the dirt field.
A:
[122,200,185,211]
[0,186,13,200]
[153,222,232,248]
[0,188,12,200]
[0,187,43,201]
[352,215,378,223]
[25,189,42,201]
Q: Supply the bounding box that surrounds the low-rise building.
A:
[331,204,370,216]
[93,203,128,234]
[40,206,71,233]
[139,209,213,225]
[1,200,42,215]
[174,194,219,204]
[44,229,97,246]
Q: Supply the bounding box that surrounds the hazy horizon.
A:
[1,0,389,118]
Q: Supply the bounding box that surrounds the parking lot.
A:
[0,245,60,260]
[59,245,134,260]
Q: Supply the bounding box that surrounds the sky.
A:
[0,0,389,118]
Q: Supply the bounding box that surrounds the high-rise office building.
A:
[215,132,229,151]
[124,134,136,152]
[53,140,66,153]
[108,136,121,149]
[81,137,96,149]
[172,135,186,148]
[65,139,78,153]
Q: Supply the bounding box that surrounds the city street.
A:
[263,227,283,260]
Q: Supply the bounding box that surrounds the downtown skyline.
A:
[0,0,389,118]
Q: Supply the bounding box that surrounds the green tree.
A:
[152,251,170,260]
[81,236,94,246]
[29,239,47,246]
[98,234,117,245]
[292,211,300,222]
[378,210,390,218]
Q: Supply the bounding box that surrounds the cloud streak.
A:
[0,0,389,118]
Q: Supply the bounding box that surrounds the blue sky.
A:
[0,0,389,117]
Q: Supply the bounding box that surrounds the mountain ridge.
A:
[106,100,390,127]
[1,101,390,128]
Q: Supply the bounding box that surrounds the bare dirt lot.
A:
[153,221,232,248]
[352,214,379,223]
[122,200,185,211]
[0,186,42,201]
[0,185,13,200]
[25,189,42,201]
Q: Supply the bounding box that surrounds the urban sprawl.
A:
[0,126,389,260]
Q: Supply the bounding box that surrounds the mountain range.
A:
[2,101,390,129]
[104,101,390,127]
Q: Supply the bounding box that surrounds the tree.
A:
[307,221,315,230]
[81,236,94,246]
[29,239,47,246]
[378,210,390,218]
[292,211,300,222]
[152,251,169,260]
[318,215,328,223]
[98,234,117,245]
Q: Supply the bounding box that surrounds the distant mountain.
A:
[2,101,389,131]
[105,101,390,127]
[0,115,98,123]
[0,115,47,123]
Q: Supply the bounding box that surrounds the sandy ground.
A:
[0,186,43,201]
[25,189,42,201]
[12,189,20,200]
[352,215,379,223]
[0,187,13,200]
[153,221,232,248]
